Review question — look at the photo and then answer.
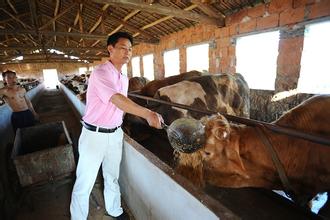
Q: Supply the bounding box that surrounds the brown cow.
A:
[175,95,330,213]
[123,71,208,138]
[125,71,202,122]
[124,73,250,142]
[128,76,149,92]
[154,73,250,124]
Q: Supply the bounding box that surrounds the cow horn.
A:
[166,118,205,153]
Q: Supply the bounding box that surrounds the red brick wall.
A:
[179,47,187,73]
[131,0,330,91]
[276,28,305,91]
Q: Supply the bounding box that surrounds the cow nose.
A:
[165,118,205,153]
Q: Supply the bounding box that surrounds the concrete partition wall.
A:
[26,83,44,105]
[121,136,237,220]
[60,83,85,118]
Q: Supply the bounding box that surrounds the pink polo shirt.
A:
[82,61,128,128]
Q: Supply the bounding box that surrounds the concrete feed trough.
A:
[11,121,75,187]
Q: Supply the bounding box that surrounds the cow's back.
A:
[141,70,203,97]
[155,73,250,124]
[271,95,330,195]
[188,73,250,118]
[275,95,330,136]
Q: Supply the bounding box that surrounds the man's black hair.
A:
[107,32,133,46]
[2,70,16,79]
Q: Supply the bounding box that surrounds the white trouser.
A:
[70,126,124,220]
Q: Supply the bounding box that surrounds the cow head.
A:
[200,115,250,186]
[175,115,250,187]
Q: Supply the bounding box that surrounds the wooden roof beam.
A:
[90,9,139,47]
[89,16,103,34]
[39,3,77,30]
[3,59,100,64]
[190,0,225,19]
[28,0,48,56]
[27,35,39,46]
[73,7,80,26]
[0,53,104,62]
[69,3,80,47]
[88,4,110,33]
[28,0,39,29]
[0,37,20,44]
[53,0,60,42]
[6,0,18,14]
[0,13,29,24]
[0,8,32,29]
[91,0,223,26]
[0,30,108,40]
[108,8,139,36]
[139,5,197,31]
[0,46,106,52]
[43,14,81,33]
[78,3,84,33]
[71,3,157,44]
[109,13,159,43]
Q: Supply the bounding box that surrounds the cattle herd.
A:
[60,74,89,101]
[61,70,330,217]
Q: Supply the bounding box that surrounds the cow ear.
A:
[214,128,230,140]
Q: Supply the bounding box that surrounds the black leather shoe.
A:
[105,210,129,220]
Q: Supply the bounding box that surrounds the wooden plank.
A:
[6,0,18,14]
[0,30,107,39]
[141,5,197,30]
[0,46,105,51]
[5,59,101,64]
[191,0,225,19]
[54,0,60,15]
[28,0,39,28]
[91,0,221,25]
[0,53,104,60]
[88,4,110,33]
[43,14,81,33]
[108,9,139,35]
[0,8,32,29]
[53,0,60,42]
[78,4,83,33]
[39,3,77,30]
[89,16,103,33]
[109,14,159,43]
[0,13,28,24]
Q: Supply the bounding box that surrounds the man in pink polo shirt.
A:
[70,32,163,220]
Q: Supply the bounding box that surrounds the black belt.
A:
[83,121,120,133]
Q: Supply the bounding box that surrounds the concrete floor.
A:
[15,89,134,220]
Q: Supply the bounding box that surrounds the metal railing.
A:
[128,93,330,147]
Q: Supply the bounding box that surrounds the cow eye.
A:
[203,151,212,158]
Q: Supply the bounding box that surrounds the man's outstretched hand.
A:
[146,111,164,129]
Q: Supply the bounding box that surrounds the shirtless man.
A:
[0,70,38,132]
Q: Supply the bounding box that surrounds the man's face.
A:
[107,38,132,64]
[4,73,17,86]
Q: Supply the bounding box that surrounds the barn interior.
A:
[0,0,330,219]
